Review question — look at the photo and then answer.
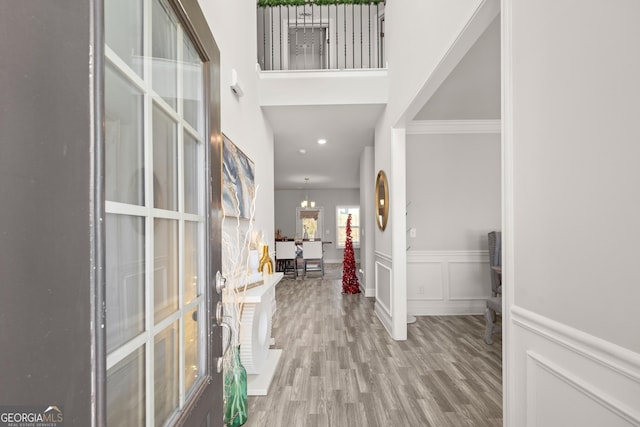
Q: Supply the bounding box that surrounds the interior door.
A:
[288,27,326,70]
[104,0,223,425]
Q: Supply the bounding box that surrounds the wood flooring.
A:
[244,269,502,427]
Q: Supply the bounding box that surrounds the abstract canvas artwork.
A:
[222,134,256,218]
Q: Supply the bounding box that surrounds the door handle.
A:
[216,321,232,373]
[214,271,229,373]
[215,301,223,325]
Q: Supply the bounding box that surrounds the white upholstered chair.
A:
[302,241,324,278]
[275,241,297,277]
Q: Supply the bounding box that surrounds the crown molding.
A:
[406,119,501,135]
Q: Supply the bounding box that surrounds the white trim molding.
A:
[394,0,500,127]
[373,251,393,335]
[375,250,392,263]
[374,260,392,317]
[526,351,640,426]
[512,306,640,426]
[374,259,393,337]
[408,249,488,260]
[390,127,408,341]
[512,306,640,382]
[501,0,515,423]
[406,119,502,135]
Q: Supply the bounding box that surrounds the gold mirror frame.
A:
[375,170,389,231]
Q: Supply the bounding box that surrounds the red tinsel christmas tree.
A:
[342,214,360,294]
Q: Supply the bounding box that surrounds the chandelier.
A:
[300,177,315,208]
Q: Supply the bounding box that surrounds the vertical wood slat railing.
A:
[257,1,385,71]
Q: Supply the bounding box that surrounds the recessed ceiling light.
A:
[317,138,327,145]
[298,148,307,154]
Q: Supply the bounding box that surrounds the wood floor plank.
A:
[242,265,502,426]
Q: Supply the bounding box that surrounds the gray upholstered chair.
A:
[484,231,502,345]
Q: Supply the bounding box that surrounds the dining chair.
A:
[302,241,324,278]
[484,231,502,345]
[275,241,298,278]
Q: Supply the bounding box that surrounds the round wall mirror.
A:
[375,170,389,231]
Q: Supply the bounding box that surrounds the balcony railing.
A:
[257,1,386,71]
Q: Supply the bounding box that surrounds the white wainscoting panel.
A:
[407,261,444,300]
[375,256,392,317]
[374,252,393,334]
[449,260,492,300]
[407,250,490,315]
[512,306,640,427]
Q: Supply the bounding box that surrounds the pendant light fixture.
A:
[300,177,315,208]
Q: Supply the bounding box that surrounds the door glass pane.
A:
[154,219,179,322]
[152,0,177,109]
[105,65,144,206]
[184,221,199,304]
[289,28,325,70]
[106,0,209,422]
[105,0,143,76]
[182,39,203,131]
[184,132,200,215]
[106,214,145,353]
[155,322,179,426]
[107,347,146,426]
[153,105,178,210]
[184,306,200,395]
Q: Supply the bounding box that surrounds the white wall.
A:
[359,146,375,296]
[274,188,360,263]
[405,131,500,315]
[504,1,640,425]
[383,0,490,128]
[259,70,387,107]
[406,133,500,251]
[414,16,501,121]
[373,0,491,340]
[199,0,275,249]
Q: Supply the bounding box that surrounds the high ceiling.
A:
[264,18,500,191]
[264,104,385,190]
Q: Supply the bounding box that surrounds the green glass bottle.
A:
[224,346,248,427]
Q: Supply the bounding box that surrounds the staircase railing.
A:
[257,0,386,71]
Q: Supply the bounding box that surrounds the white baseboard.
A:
[408,299,486,316]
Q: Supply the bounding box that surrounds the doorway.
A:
[288,26,328,70]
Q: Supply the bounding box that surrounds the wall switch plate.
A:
[409,228,417,238]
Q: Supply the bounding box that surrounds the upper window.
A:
[336,206,360,249]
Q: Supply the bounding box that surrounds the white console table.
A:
[239,272,283,395]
